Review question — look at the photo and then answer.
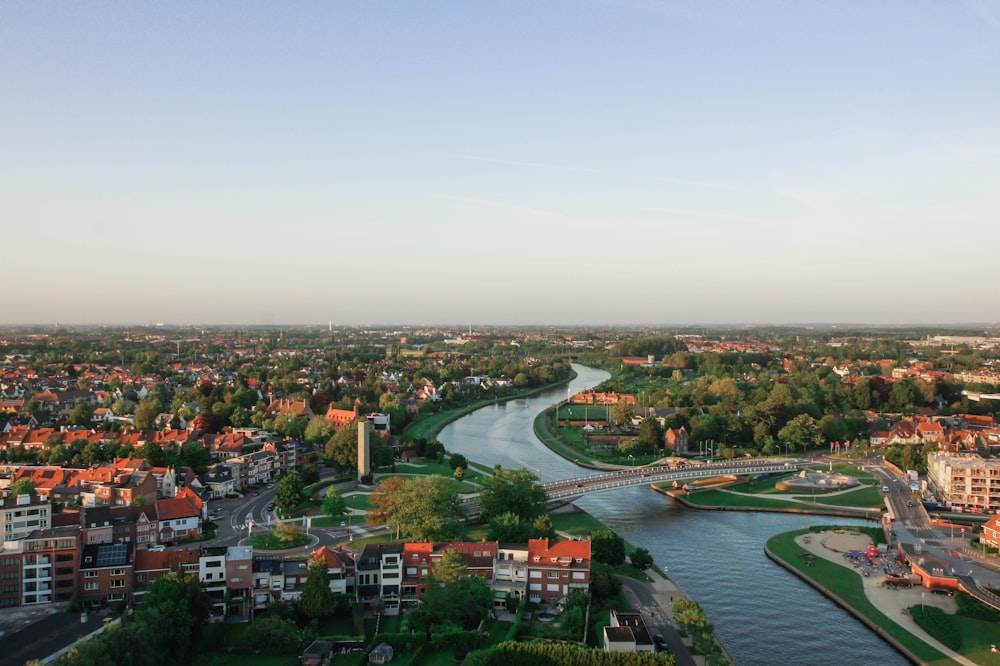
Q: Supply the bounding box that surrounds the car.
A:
[906,500,913,507]
[653,634,669,652]
[253,491,260,496]
[267,503,275,512]
[149,545,166,552]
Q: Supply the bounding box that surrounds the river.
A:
[440,364,909,666]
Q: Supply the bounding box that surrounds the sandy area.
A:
[796,530,977,666]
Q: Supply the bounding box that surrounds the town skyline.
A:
[3,2,999,327]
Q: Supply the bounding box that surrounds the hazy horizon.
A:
[3,2,998,327]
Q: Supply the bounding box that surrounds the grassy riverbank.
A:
[766,529,952,665]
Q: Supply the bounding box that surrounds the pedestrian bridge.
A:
[541,458,808,500]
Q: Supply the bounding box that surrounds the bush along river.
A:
[439,364,910,666]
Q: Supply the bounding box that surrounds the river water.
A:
[440,364,909,666]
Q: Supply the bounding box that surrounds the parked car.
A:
[267,503,275,512]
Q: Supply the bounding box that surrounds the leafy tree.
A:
[138,440,167,467]
[325,421,360,469]
[449,453,468,471]
[588,568,622,604]
[298,553,336,620]
[365,475,464,541]
[531,514,556,540]
[304,416,335,445]
[69,400,94,427]
[424,549,493,630]
[610,401,635,427]
[275,474,305,511]
[778,414,823,453]
[591,530,626,566]
[133,572,212,662]
[629,547,654,571]
[488,511,531,542]
[180,441,211,474]
[301,463,320,485]
[636,417,664,455]
[322,486,346,520]
[133,398,161,430]
[477,466,546,522]
[10,478,36,498]
[244,615,301,655]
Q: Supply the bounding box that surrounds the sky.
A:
[2,1,999,327]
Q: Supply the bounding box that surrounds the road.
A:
[619,577,695,666]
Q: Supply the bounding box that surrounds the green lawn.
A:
[244,528,310,550]
[808,486,884,509]
[767,530,951,665]
[343,494,372,511]
[682,489,806,510]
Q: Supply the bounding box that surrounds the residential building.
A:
[78,541,133,606]
[604,609,655,653]
[313,545,356,595]
[526,538,591,604]
[927,452,1000,513]
[1,494,50,540]
[0,526,80,607]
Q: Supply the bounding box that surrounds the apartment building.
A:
[927,452,1000,512]
[1,494,50,540]
[0,526,79,607]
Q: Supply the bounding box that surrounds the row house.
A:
[157,487,204,544]
[0,525,80,607]
[399,542,496,609]
[313,545,356,595]
[265,398,315,421]
[252,555,286,610]
[79,540,133,606]
[197,545,252,617]
[356,543,403,614]
[78,468,158,508]
[133,546,201,604]
[526,538,591,604]
[356,539,591,613]
[204,431,253,461]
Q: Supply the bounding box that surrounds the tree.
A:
[304,416,335,445]
[133,572,212,663]
[424,549,493,630]
[488,511,531,543]
[325,421,360,469]
[298,553,336,620]
[365,475,464,541]
[630,547,654,571]
[69,400,94,427]
[275,474,304,511]
[10,479,36,498]
[778,414,823,453]
[591,530,626,566]
[138,440,167,467]
[133,398,161,430]
[301,463,320,485]
[636,417,664,455]
[244,615,300,656]
[531,514,556,540]
[449,453,468,471]
[610,401,635,427]
[180,441,212,474]
[322,485,346,520]
[477,466,546,522]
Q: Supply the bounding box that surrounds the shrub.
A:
[910,605,960,651]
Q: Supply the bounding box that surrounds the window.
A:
[110,580,124,588]
[84,571,99,579]
[84,582,99,591]
[547,572,559,579]
[111,569,125,577]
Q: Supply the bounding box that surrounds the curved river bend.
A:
[440,365,908,666]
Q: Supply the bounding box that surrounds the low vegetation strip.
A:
[910,606,961,651]
[765,530,950,665]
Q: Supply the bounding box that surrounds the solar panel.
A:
[95,543,128,567]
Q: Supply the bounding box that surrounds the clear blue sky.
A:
[2,1,998,327]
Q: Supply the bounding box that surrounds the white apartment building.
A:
[927,452,1000,513]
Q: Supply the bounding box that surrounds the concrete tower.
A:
[357,420,371,481]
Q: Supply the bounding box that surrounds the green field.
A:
[767,530,952,665]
